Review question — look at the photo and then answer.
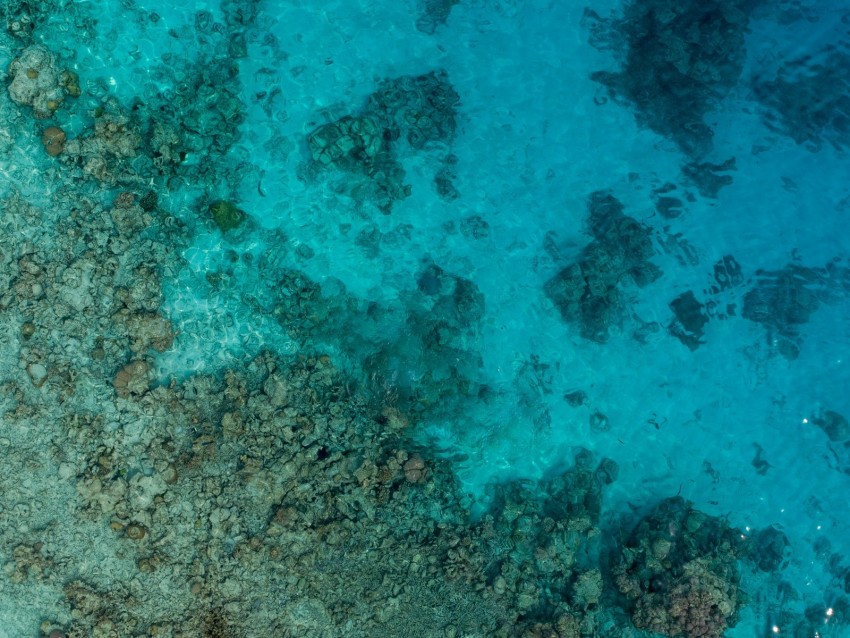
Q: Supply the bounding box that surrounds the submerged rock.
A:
[747,526,790,572]
[208,199,246,233]
[41,126,66,156]
[668,290,709,351]
[812,409,850,442]
[7,45,76,118]
[587,0,761,158]
[753,43,850,151]
[545,191,660,342]
[742,263,832,358]
[415,0,459,35]
[305,70,460,214]
[612,496,747,638]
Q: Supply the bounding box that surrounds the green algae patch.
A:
[209,200,246,233]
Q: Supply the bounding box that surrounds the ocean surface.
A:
[1,0,849,636]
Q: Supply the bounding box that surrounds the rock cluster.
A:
[612,497,746,638]
[741,263,830,359]
[545,192,660,342]
[307,70,460,213]
[1,173,632,635]
[753,43,850,151]
[7,45,79,118]
[587,0,760,158]
[61,107,143,184]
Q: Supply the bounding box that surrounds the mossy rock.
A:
[209,200,246,233]
[140,190,158,212]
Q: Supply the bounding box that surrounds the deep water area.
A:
[1,0,850,636]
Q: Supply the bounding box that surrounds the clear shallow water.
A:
[2,0,850,636]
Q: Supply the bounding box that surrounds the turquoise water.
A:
[1,0,850,636]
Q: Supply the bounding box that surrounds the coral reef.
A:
[741,263,833,359]
[3,0,89,44]
[23,37,244,195]
[41,125,66,157]
[587,0,760,158]
[262,257,488,428]
[416,0,460,35]
[305,70,460,213]
[7,44,78,118]
[61,104,143,184]
[4,330,628,636]
[545,191,660,342]
[1,3,819,635]
[4,0,41,40]
[465,449,620,635]
[753,41,850,151]
[1,174,636,635]
[0,187,184,408]
[612,497,747,638]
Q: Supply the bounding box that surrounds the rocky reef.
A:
[753,41,850,151]
[416,0,460,35]
[587,0,761,158]
[0,172,732,637]
[305,70,460,214]
[741,263,841,359]
[4,2,848,637]
[612,497,746,638]
[545,191,661,342]
[7,44,79,119]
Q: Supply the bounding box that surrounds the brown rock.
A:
[113,360,151,398]
[126,523,146,540]
[59,70,81,97]
[403,454,427,483]
[41,126,66,156]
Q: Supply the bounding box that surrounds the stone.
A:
[113,360,151,398]
[26,362,48,388]
[41,126,66,156]
[7,45,71,118]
